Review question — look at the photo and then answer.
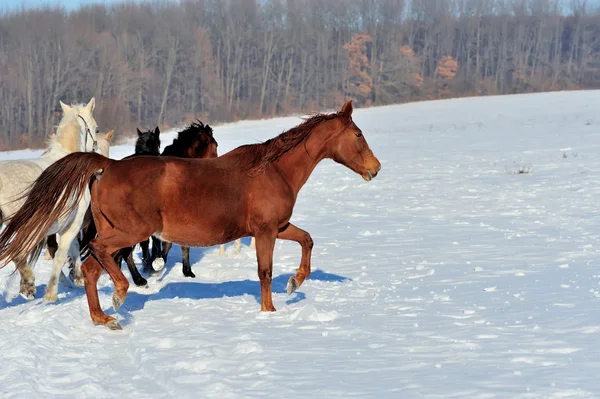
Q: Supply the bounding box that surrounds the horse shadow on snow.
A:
[0,241,350,316]
[111,269,349,317]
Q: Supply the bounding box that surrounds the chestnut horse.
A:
[0,100,380,330]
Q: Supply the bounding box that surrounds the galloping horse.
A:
[0,98,99,302]
[0,100,380,329]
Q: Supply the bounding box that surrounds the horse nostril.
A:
[376,164,381,173]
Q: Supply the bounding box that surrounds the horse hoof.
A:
[19,291,35,301]
[112,293,124,312]
[69,270,85,287]
[135,278,148,287]
[43,291,58,303]
[106,320,123,330]
[152,258,165,271]
[286,277,299,295]
[183,269,195,278]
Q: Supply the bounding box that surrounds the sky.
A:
[1,0,131,12]
[2,0,599,14]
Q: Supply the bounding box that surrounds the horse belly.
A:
[156,199,246,247]
[155,221,243,248]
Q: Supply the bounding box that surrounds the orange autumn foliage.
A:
[344,33,373,105]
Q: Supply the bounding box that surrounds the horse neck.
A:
[53,117,84,153]
[273,126,329,194]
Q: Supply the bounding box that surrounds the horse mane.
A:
[161,120,215,157]
[43,103,88,154]
[236,111,347,174]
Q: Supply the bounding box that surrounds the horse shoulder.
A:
[246,168,296,228]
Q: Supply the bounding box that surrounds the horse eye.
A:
[355,132,362,138]
[96,129,99,134]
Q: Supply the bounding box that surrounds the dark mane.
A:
[236,111,348,174]
[162,120,215,157]
[134,129,160,156]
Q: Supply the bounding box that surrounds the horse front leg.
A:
[151,237,165,271]
[140,239,151,273]
[181,246,195,278]
[45,195,90,302]
[161,241,173,264]
[255,231,277,312]
[119,246,147,287]
[276,223,313,295]
[45,234,58,260]
[67,239,84,287]
[45,227,79,302]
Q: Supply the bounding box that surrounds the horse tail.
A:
[0,152,113,270]
[28,240,46,268]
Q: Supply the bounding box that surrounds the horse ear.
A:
[105,130,115,141]
[86,97,96,113]
[59,101,71,114]
[340,100,353,118]
[136,128,143,136]
[154,126,160,136]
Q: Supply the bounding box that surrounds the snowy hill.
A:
[1,90,600,398]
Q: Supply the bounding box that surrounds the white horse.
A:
[0,98,100,302]
[43,129,114,267]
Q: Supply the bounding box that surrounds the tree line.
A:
[0,0,599,149]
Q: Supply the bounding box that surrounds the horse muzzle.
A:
[363,163,381,181]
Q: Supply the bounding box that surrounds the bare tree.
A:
[0,0,599,149]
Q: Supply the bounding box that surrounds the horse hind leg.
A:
[81,254,122,330]
[88,235,137,317]
[17,259,36,300]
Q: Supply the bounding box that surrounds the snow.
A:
[2,90,600,398]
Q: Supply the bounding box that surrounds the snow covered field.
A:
[1,90,600,398]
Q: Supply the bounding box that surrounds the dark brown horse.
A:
[0,100,380,330]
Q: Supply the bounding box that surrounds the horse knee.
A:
[258,267,272,282]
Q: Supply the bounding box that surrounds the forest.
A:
[0,0,599,149]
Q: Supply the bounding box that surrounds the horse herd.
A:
[0,98,381,330]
